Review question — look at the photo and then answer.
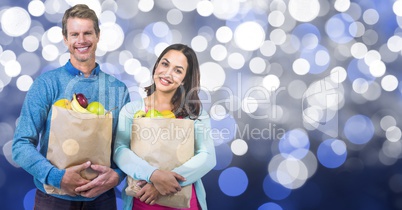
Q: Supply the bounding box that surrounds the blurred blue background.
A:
[2,0,402,209]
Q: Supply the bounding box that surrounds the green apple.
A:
[87,101,105,115]
[145,109,163,118]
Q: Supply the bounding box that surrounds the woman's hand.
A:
[149,169,186,195]
[135,183,160,205]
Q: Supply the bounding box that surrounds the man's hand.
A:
[60,161,91,196]
[135,183,160,205]
[74,164,119,198]
[149,170,186,195]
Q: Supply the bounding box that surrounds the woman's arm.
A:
[113,100,158,182]
[172,110,217,186]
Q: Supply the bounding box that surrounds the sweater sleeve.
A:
[12,76,65,188]
[172,110,217,186]
[113,100,158,182]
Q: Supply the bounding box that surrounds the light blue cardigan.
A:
[113,99,216,210]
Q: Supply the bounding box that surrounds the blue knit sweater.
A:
[12,60,130,201]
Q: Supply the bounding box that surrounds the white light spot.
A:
[124,58,142,75]
[138,0,154,12]
[331,140,346,155]
[47,26,63,43]
[0,50,17,66]
[16,75,33,92]
[369,60,386,77]
[381,75,398,92]
[119,50,133,66]
[200,62,226,92]
[4,60,21,77]
[210,104,227,120]
[216,26,233,43]
[393,0,402,16]
[152,22,169,38]
[315,50,330,66]
[330,66,347,83]
[270,29,287,45]
[197,0,214,17]
[154,42,169,57]
[212,0,240,20]
[1,7,31,37]
[23,36,40,52]
[242,97,258,114]
[167,9,183,25]
[364,50,381,66]
[334,0,350,12]
[28,0,46,17]
[98,23,124,52]
[249,57,266,74]
[352,78,369,94]
[289,0,320,22]
[263,74,280,92]
[100,10,117,24]
[351,42,368,59]
[191,36,208,52]
[293,58,310,75]
[380,116,397,131]
[231,139,248,156]
[134,67,152,87]
[386,126,401,142]
[387,36,402,52]
[210,44,227,61]
[363,9,379,25]
[172,0,199,12]
[228,53,245,70]
[260,40,277,57]
[234,22,265,51]
[42,45,59,61]
[268,10,285,27]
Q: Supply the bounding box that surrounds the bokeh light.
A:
[218,167,248,196]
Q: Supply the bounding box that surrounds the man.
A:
[12,4,130,209]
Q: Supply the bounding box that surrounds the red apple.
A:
[75,93,88,108]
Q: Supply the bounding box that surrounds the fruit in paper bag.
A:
[145,109,163,118]
[75,93,88,108]
[71,93,91,114]
[133,110,146,118]
[87,101,105,115]
[54,99,71,109]
[160,110,176,118]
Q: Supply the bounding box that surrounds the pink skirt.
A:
[132,184,201,210]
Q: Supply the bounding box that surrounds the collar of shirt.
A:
[65,60,100,76]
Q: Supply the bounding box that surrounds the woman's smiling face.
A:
[154,50,188,94]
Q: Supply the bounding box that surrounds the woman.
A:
[114,44,216,210]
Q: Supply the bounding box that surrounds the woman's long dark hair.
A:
[144,44,201,119]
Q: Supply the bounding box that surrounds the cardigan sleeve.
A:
[172,110,216,186]
[113,100,158,182]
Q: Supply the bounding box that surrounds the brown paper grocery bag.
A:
[126,118,194,208]
[44,105,112,195]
